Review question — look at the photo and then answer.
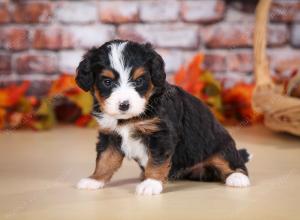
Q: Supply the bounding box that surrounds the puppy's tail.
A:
[238,148,253,163]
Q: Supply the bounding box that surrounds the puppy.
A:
[75,40,251,195]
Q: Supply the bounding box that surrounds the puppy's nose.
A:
[119,100,130,112]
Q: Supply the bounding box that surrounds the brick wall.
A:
[0,0,300,96]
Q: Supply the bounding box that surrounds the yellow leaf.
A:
[68,92,93,115]
[33,98,56,130]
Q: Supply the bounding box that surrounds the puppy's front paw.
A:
[76,178,105,190]
[226,172,250,187]
[136,178,163,196]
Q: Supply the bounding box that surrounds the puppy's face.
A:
[76,40,166,119]
[94,54,152,119]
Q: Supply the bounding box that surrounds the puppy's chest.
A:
[116,125,148,167]
[96,115,148,167]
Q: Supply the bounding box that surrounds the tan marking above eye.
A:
[132,67,146,80]
[101,69,115,79]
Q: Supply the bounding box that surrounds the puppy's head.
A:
[76,40,166,119]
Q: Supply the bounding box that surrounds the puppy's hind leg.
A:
[208,148,250,187]
[185,149,250,187]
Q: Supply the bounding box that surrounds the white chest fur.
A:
[96,114,149,167]
[116,125,148,167]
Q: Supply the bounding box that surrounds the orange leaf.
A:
[0,81,30,107]
[222,83,261,123]
[48,74,80,96]
[174,66,186,87]
[186,54,204,94]
[173,53,205,94]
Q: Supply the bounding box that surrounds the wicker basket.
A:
[253,0,300,136]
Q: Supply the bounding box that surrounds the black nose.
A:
[119,100,130,111]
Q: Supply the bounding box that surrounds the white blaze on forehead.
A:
[108,42,131,85]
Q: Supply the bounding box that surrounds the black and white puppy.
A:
[75,40,251,195]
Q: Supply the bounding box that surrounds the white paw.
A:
[136,179,163,196]
[226,172,250,187]
[76,178,105,190]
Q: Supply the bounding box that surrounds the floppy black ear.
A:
[75,50,95,92]
[145,43,166,88]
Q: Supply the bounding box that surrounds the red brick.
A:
[270,0,300,22]
[33,25,116,50]
[33,25,115,50]
[0,53,11,75]
[0,4,10,23]
[203,24,288,48]
[12,2,52,23]
[268,49,300,76]
[58,50,85,74]
[291,24,300,48]
[67,25,115,49]
[15,53,57,75]
[215,72,253,89]
[56,2,97,24]
[99,1,139,23]
[140,1,180,22]
[26,80,52,97]
[203,24,251,48]
[169,51,227,75]
[268,24,289,47]
[226,8,255,22]
[33,27,73,50]
[181,0,225,23]
[204,53,227,72]
[118,24,199,49]
[156,49,183,73]
[227,51,253,73]
[0,28,29,51]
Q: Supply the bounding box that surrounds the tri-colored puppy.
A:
[75,40,251,195]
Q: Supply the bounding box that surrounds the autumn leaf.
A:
[30,98,56,130]
[186,54,205,94]
[0,81,30,108]
[222,83,261,124]
[68,92,93,115]
[0,108,6,129]
[48,74,80,96]
[174,54,205,94]
[75,115,92,127]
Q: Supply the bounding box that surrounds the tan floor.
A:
[0,125,299,220]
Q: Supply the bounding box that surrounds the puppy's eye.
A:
[102,79,113,88]
[133,77,145,87]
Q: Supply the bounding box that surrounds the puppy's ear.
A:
[146,43,166,87]
[75,50,95,92]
